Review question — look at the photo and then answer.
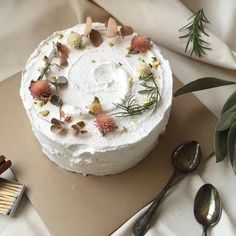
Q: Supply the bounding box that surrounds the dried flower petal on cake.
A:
[105,18,118,38]
[151,57,160,69]
[95,113,117,136]
[67,31,83,48]
[71,121,87,135]
[39,110,50,117]
[89,29,103,47]
[29,80,51,100]
[130,35,150,53]
[120,25,133,38]
[50,118,67,135]
[89,96,102,115]
[56,42,69,67]
[84,16,92,36]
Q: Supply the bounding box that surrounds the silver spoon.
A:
[133,141,201,236]
[194,184,222,236]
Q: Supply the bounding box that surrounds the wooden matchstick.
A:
[0,182,23,189]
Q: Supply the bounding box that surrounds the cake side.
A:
[20,21,172,175]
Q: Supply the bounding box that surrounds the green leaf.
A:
[174,77,236,97]
[214,130,228,162]
[216,106,236,131]
[227,121,236,172]
[50,95,63,107]
[221,91,236,114]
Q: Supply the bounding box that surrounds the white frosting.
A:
[20,23,173,175]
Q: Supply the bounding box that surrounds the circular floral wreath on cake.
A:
[28,17,161,137]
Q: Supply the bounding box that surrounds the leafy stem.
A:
[113,79,161,117]
[174,76,236,173]
[179,9,211,58]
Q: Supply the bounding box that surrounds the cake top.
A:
[21,17,172,150]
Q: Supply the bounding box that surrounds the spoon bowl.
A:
[172,140,201,174]
[194,184,222,236]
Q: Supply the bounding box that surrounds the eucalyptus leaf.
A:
[57,76,68,87]
[216,108,236,131]
[214,130,228,162]
[221,91,236,114]
[227,121,236,172]
[174,77,236,97]
[50,95,63,107]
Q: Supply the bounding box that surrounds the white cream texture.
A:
[20,23,173,175]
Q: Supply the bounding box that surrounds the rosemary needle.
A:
[179,9,211,58]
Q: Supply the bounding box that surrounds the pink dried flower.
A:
[130,35,150,53]
[29,80,51,100]
[95,113,117,136]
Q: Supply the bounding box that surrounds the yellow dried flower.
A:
[151,57,160,69]
[136,61,151,75]
[89,96,102,115]
[67,31,83,48]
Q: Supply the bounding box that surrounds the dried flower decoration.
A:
[67,31,83,48]
[59,109,71,123]
[50,118,67,135]
[151,57,160,69]
[39,110,50,117]
[29,80,51,100]
[89,96,102,115]
[95,113,117,136]
[84,16,92,36]
[130,35,150,53]
[89,29,103,47]
[137,61,151,76]
[71,121,87,135]
[136,61,154,81]
[120,25,133,38]
[56,42,69,66]
[105,18,118,38]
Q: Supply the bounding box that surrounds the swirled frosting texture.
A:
[20,23,173,175]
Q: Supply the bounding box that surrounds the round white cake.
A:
[20,20,172,176]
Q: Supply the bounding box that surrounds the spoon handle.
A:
[202,226,208,236]
[133,171,178,236]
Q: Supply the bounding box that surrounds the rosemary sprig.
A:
[179,9,211,58]
[37,43,58,80]
[113,80,160,117]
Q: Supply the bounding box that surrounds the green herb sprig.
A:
[179,9,211,58]
[37,43,59,80]
[113,80,160,117]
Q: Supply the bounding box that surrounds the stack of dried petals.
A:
[95,114,117,136]
[56,43,69,66]
[29,80,51,100]
[131,35,150,53]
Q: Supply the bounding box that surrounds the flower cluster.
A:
[131,35,150,53]
[67,31,83,48]
[29,80,51,100]
[95,113,117,136]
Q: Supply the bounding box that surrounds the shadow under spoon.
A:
[133,140,201,236]
[194,184,222,236]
